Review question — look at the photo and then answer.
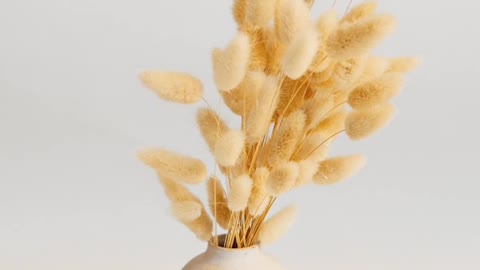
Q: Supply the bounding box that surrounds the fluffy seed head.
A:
[197,108,228,152]
[258,205,297,245]
[222,71,266,116]
[330,57,368,89]
[245,76,280,144]
[246,0,278,27]
[303,94,335,128]
[275,0,312,45]
[233,0,248,28]
[388,57,420,73]
[341,1,378,24]
[349,73,404,109]
[248,167,270,216]
[214,130,245,167]
[207,177,232,229]
[139,71,203,104]
[171,201,202,223]
[313,155,366,185]
[295,159,319,187]
[212,32,251,91]
[268,110,306,166]
[266,162,299,196]
[138,149,207,184]
[345,104,395,140]
[228,174,253,212]
[355,56,390,86]
[313,109,347,135]
[247,29,269,71]
[282,28,320,79]
[294,132,332,162]
[327,15,396,60]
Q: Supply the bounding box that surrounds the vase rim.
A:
[208,234,260,252]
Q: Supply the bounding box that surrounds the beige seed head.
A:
[248,167,270,216]
[313,155,366,185]
[138,149,207,184]
[212,32,251,91]
[214,130,245,167]
[388,57,420,73]
[282,28,320,79]
[348,73,404,110]
[245,76,280,144]
[295,159,319,187]
[266,162,299,196]
[355,56,390,86]
[345,104,395,140]
[258,205,297,245]
[221,71,266,116]
[313,109,347,135]
[327,15,396,60]
[317,9,338,38]
[186,209,214,241]
[275,0,312,45]
[207,177,232,229]
[139,71,204,104]
[247,29,269,71]
[341,1,378,24]
[246,0,278,27]
[303,94,335,129]
[197,108,228,152]
[268,110,306,167]
[228,174,253,212]
[294,132,331,162]
[330,57,367,90]
[171,201,202,223]
[233,0,248,28]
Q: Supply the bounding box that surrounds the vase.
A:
[182,235,287,270]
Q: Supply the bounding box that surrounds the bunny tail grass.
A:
[282,28,319,79]
[348,73,404,110]
[313,155,366,185]
[171,201,202,223]
[248,167,270,216]
[345,104,395,140]
[266,162,299,196]
[296,159,319,187]
[228,174,253,212]
[388,57,420,73]
[221,71,266,116]
[258,205,297,245]
[275,0,312,45]
[212,32,251,91]
[138,149,207,184]
[327,15,396,60]
[246,0,277,27]
[207,177,232,229]
[139,71,203,104]
[214,130,245,167]
[197,108,228,152]
[341,1,378,24]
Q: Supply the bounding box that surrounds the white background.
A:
[1,0,479,269]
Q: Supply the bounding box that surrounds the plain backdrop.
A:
[1,0,479,269]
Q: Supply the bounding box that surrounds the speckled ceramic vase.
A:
[182,236,286,270]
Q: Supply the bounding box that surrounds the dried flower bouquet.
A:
[137,0,417,249]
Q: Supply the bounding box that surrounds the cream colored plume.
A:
[341,1,378,24]
[282,28,319,79]
[139,71,203,104]
[222,71,266,116]
[245,76,280,144]
[355,57,390,86]
[313,155,366,185]
[348,73,404,110]
[228,174,253,212]
[295,159,319,187]
[171,201,202,223]
[247,28,269,71]
[266,162,299,196]
[313,110,347,136]
[138,149,207,184]
[197,108,228,152]
[207,177,232,229]
[303,94,335,129]
[248,167,270,216]
[258,205,297,245]
[275,0,312,45]
[212,32,251,91]
[309,10,338,72]
[268,110,306,167]
[246,0,277,27]
[214,130,245,167]
[233,0,247,28]
[388,57,420,73]
[159,177,212,241]
[294,132,331,162]
[345,104,395,140]
[327,15,396,60]
[330,57,367,89]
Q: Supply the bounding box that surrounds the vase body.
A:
[182,239,286,270]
